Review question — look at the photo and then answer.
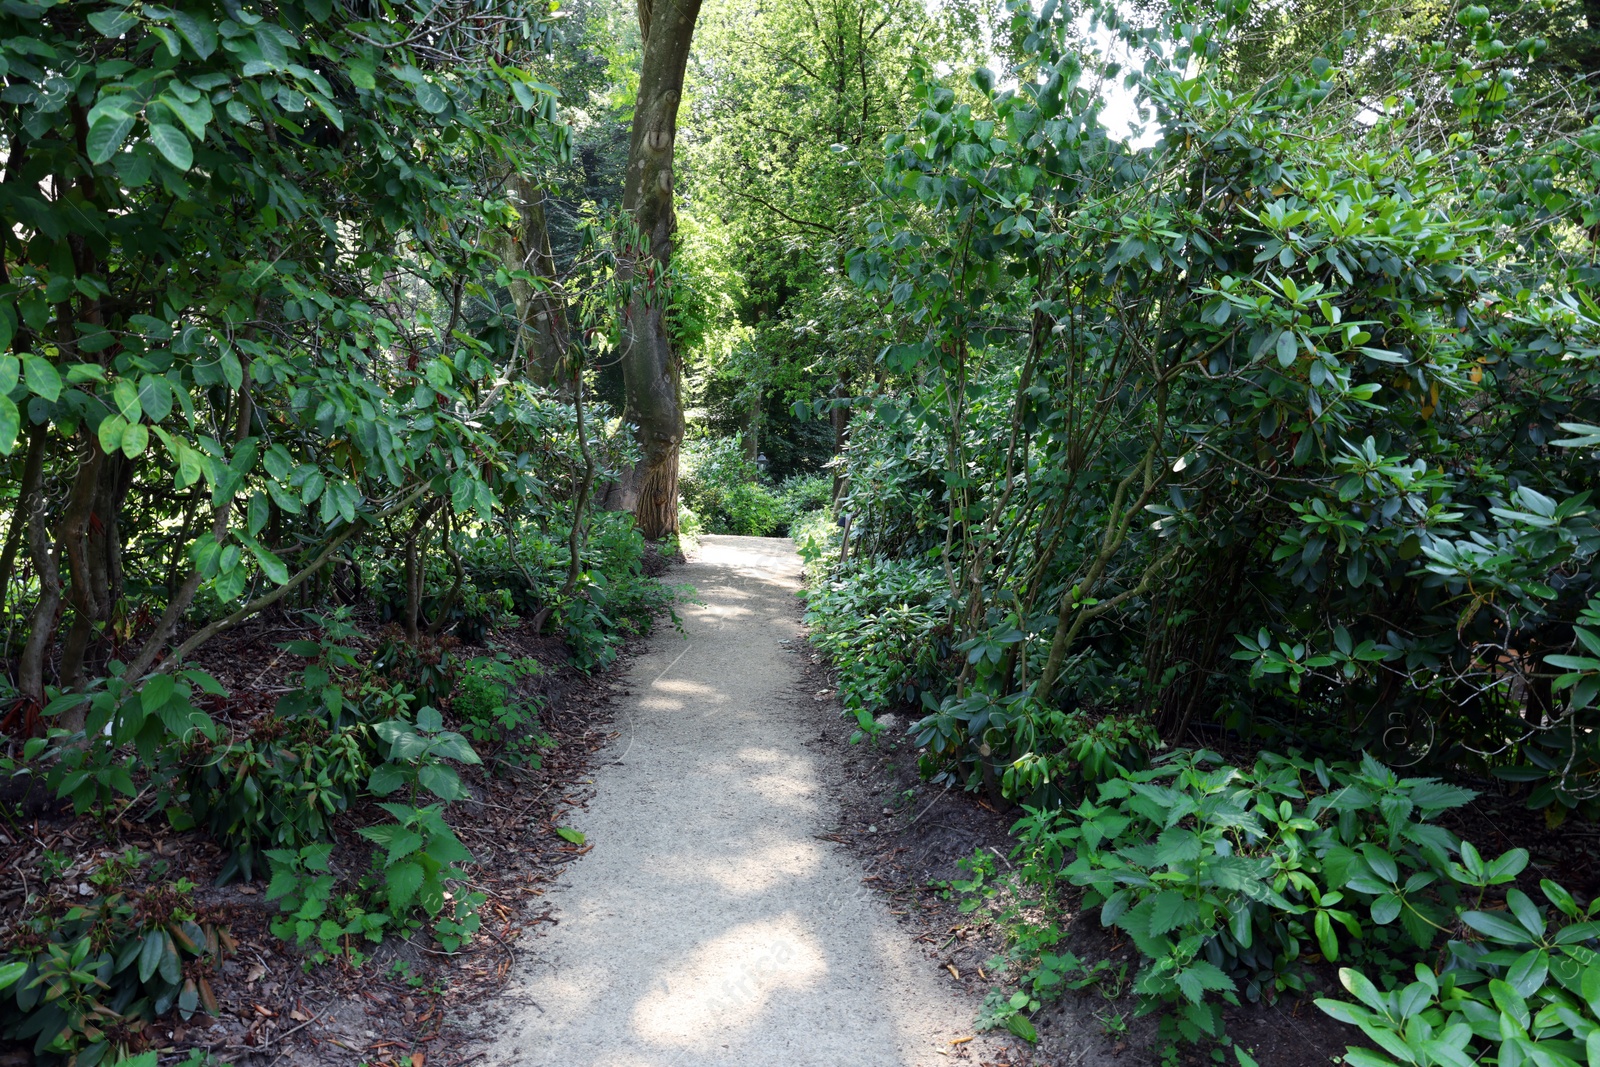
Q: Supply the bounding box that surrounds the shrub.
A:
[774,474,833,532]
[0,872,231,1065]
[680,436,787,535]
[803,557,952,730]
[792,506,839,568]
[1317,880,1600,1066]
[955,749,1591,1060]
[454,654,550,768]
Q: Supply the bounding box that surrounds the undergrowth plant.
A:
[948,748,1599,1063]
[0,869,232,1065]
[454,654,551,768]
[1318,881,1600,1066]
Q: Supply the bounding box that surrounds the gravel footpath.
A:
[477,534,1007,1066]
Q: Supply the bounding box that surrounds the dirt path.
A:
[475,535,1005,1066]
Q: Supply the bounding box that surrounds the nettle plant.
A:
[454,653,551,768]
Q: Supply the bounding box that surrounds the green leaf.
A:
[113,378,141,423]
[412,80,449,113]
[1340,1051,1404,1067]
[555,827,585,845]
[417,763,465,801]
[87,8,139,36]
[148,122,194,170]
[21,355,61,401]
[383,828,423,867]
[1149,890,1199,936]
[0,396,19,455]
[1339,967,1386,1011]
[87,111,136,164]
[385,861,424,911]
[1314,909,1338,960]
[1488,978,1529,1030]
[98,413,128,454]
[138,929,165,983]
[1506,949,1548,997]
[249,540,288,584]
[1276,330,1298,366]
[140,674,175,714]
[368,763,410,796]
[121,421,149,458]
[164,95,213,140]
[171,9,218,57]
[1506,889,1545,939]
[1006,1013,1038,1042]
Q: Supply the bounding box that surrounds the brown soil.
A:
[0,609,634,1067]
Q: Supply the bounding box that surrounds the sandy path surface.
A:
[477,535,1000,1066]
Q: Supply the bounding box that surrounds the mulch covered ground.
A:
[0,607,632,1067]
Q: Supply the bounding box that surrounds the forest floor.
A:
[17,535,1584,1065]
[462,534,1026,1067]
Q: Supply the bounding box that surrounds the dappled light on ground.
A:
[481,535,990,1066]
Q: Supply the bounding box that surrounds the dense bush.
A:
[679,436,833,537]
[804,558,951,730]
[0,859,232,1065]
[813,0,1600,823]
[952,748,1599,1062]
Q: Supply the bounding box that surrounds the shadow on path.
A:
[478,536,998,1067]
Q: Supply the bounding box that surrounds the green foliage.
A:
[454,654,550,767]
[681,438,837,537]
[951,749,1588,1057]
[680,0,975,475]
[1495,593,1600,823]
[680,437,780,535]
[0,876,229,1065]
[357,802,475,926]
[810,0,1600,807]
[791,506,840,569]
[999,710,1159,807]
[259,704,483,966]
[555,513,689,671]
[368,705,481,803]
[263,843,388,967]
[1317,880,1600,1066]
[42,667,224,817]
[179,615,413,884]
[181,711,372,884]
[803,557,951,730]
[939,848,1123,1044]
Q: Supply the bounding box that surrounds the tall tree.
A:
[679,0,977,476]
[610,0,703,536]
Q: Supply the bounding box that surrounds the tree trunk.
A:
[610,0,702,539]
[742,388,761,467]
[0,424,48,617]
[18,503,63,716]
[829,371,853,505]
[502,176,571,389]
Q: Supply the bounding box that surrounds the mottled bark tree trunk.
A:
[609,0,701,539]
[502,175,571,390]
